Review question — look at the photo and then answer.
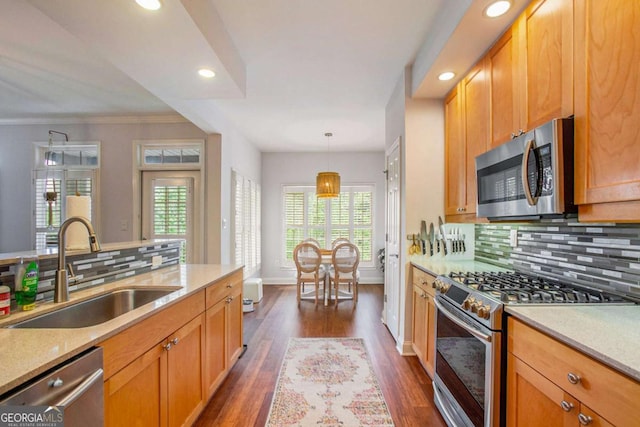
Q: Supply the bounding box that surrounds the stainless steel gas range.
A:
[431,271,634,427]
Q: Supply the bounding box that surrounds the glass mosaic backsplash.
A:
[0,241,181,304]
[475,217,640,299]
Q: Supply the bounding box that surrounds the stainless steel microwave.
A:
[475,117,575,220]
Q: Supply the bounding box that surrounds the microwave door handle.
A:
[522,139,538,206]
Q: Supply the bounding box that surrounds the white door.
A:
[141,171,200,263]
[384,140,401,341]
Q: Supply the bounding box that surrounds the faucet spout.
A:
[55,216,101,303]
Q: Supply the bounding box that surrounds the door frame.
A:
[132,139,206,263]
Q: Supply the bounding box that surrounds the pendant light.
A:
[316,132,340,198]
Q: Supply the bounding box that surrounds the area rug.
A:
[266,337,394,426]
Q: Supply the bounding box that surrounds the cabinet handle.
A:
[560,401,574,412]
[226,283,233,288]
[170,337,179,346]
[567,372,581,385]
[163,342,172,351]
[578,413,593,425]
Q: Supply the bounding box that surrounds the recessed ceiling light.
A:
[198,68,216,78]
[485,1,511,18]
[438,72,456,81]
[136,0,162,11]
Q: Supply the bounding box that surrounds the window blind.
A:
[232,171,262,276]
[282,185,374,266]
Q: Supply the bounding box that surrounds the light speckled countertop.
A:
[0,264,242,395]
[506,305,640,382]
[409,254,508,277]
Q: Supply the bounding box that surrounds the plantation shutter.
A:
[232,170,262,276]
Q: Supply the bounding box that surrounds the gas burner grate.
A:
[447,271,627,304]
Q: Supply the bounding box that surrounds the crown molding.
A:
[0,114,189,126]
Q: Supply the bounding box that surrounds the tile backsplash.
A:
[475,217,640,299]
[0,240,182,303]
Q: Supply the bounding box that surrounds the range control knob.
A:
[441,283,451,293]
[470,302,479,313]
[462,297,475,311]
[477,305,491,319]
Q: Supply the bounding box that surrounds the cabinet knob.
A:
[578,413,593,425]
[226,283,233,288]
[171,337,179,346]
[560,400,574,412]
[163,342,172,351]
[567,372,581,385]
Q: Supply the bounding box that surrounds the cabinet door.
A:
[411,284,427,364]
[507,353,576,427]
[574,0,640,221]
[519,0,573,131]
[167,314,205,427]
[424,296,436,377]
[488,26,520,148]
[104,343,168,427]
[463,61,489,215]
[205,297,228,398]
[445,85,465,216]
[227,285,244,364]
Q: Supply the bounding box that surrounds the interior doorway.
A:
[384,138,401,341]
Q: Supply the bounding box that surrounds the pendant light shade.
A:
[316,132,340,198]
[316,171,341,198]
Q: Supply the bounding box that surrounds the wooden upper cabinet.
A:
[444,85,465,217]
[520,0,573,131]
[444,62,489,221]
[463,62,489,215]
[488,0,573,148]
[574,0,640,222]
[488,26,520,148]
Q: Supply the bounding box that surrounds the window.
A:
[33,143,100,250]
[282,185,374,267]
[232,170,261,276]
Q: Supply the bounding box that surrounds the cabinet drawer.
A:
[100,290,205,380]
[206,271,243,308]
[508,317,640,427]
[412,267,436,297]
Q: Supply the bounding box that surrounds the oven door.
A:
[433,297,502,427]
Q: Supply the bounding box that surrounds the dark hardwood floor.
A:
[194,284,447,426]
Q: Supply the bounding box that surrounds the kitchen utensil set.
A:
[409,219,466,256]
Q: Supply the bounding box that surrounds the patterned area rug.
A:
[266,338,394,426]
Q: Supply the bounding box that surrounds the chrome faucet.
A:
[55,216,101,303]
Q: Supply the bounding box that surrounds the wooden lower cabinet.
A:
[100,269,244,427]
[104,314,205,427]
[411,266,436,377]
[204,270,243,399]
[507,317,638,427]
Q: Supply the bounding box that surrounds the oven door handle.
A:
[434,298,492,343]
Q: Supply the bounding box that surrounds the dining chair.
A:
[293,242,326,305]
[331,237,350,248]
[301,237,321,247]
[329,242,360,305]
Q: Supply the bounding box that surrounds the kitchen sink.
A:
[8,288,179,329]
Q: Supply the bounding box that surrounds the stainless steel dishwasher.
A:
[0,347,103,426]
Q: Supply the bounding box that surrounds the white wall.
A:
[261,151,385,284]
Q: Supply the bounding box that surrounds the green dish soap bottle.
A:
[15,257,39,311]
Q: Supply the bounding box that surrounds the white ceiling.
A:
[0,0,527,152]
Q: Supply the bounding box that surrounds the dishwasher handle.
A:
[53,368,103,408]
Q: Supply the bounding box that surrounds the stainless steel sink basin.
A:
[8,288,178,329]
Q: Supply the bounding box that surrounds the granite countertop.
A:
[409,254,509,277]
[0,264,242,395]
[506,305,640,382]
